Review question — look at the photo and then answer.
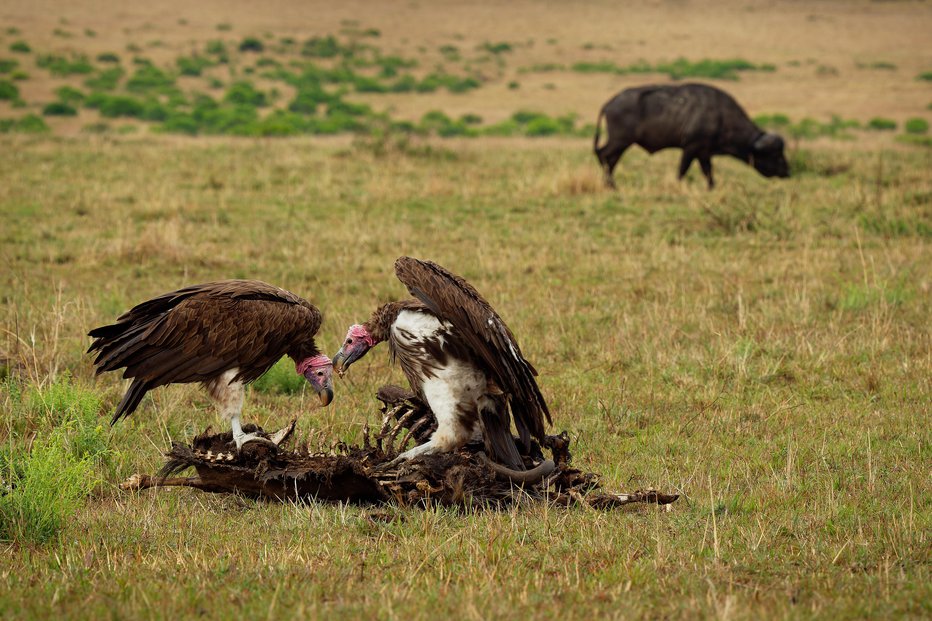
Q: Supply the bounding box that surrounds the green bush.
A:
[570,57,773,80]
[753,113,791,128]
[126,65,175,93]
[176,55,213,76]
[480,42,512,54]
[0,376,109,545]
[867,117,897,131]
[84,67,124,90]
[55,85,85,103]
[9,41,30,53]
[525,117,562,136]
[0,431,98,544]
[36,54,94,76]
[253,359,306,394]
[85,93,146,118]
[206,40,227,56]
[42,101,77,116]
[917,71,932,82]
[301,35,346,58]
[238,37,264,52]
[0,79,18,100]
[0,59,17,73]
[11,70,27,81]
[904,118,929,134]
[0,114,49,133]
[96,52,120,63]
[224,81,267,106]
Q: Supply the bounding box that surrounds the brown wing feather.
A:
[393,257,551,444]
[88,280,322,422]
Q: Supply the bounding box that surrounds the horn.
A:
[753,132,784,151]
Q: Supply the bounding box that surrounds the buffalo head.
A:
[751,133,790,178]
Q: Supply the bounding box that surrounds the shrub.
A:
[9,41,31,53]
[253,359,306,394]
[96,52,120,63]
[13,114,49,133]
[302,35,345,58]
[11,71,27,81]
[36,54,94,76]
[238,37,264,52]
[460,113,483,125]
[525,116,562,136]
[84,67,124,90]
[480,42,512,54]
[917,71,932,82]
[223,81,267,106]
[867,117,897,131]
[904,118,929,134]
[508,80,520,90]
[0,431,98,544]
[754,113,791,128]
[206,40,227,56]
[55,85,85,103]
[0,79,18,100]
[125,64,175,93]
[176,55,213,76]
[85,93,146,118]
[42,101,77,116]
[0,59,17,73]
[0,376,108,544]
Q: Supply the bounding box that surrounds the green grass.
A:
[0,137,928,618]
[568,57,775,80]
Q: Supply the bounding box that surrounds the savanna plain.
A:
[0,1,930,619]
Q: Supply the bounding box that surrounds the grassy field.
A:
[1,1,931,619]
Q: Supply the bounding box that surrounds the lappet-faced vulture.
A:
[87,280,333,450]
[333,257,551,470]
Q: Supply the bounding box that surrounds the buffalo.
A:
[593,83,790,189]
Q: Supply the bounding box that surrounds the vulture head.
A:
[296,354,335,405]
[332,324,376,376]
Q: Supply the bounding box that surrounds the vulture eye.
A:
[316,370,324,377]
[346,338,353,345]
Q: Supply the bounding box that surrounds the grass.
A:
[0,135,929,619]
[567,57,775,80]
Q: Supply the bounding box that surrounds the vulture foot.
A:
[233,432,278,453]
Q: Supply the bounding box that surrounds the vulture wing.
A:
[393,257,551,445]
[88,280,321,422]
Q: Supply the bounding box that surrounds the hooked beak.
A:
[317,382,334,407]
[332,347,362,377]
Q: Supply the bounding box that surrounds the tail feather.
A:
[480,409,524,471]
[112,378,150,424]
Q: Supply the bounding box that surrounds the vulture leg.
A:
[208,369,276,452]
[380,379,475,468]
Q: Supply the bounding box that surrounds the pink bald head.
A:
[296,354,333,376]
[346,324,375,347]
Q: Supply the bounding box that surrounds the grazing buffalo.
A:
[593,83,790,189]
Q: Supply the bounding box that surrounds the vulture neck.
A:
[287,339,321,364]
[365,299,427,344]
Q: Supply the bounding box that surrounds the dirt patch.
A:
[122,385,679,510]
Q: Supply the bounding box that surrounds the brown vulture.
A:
[87,280,333,450]
[332,257,551,470]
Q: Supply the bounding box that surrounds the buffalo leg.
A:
[595,139,630,189]
[678,150,696,181]
[699,156,715,189]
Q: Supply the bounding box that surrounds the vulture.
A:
[87,280,334,450]
[333,257,551,470]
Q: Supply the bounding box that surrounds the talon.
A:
[233,432,278,453]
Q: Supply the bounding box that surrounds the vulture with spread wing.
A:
[333,257,551,469]
[88,280,333,450]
